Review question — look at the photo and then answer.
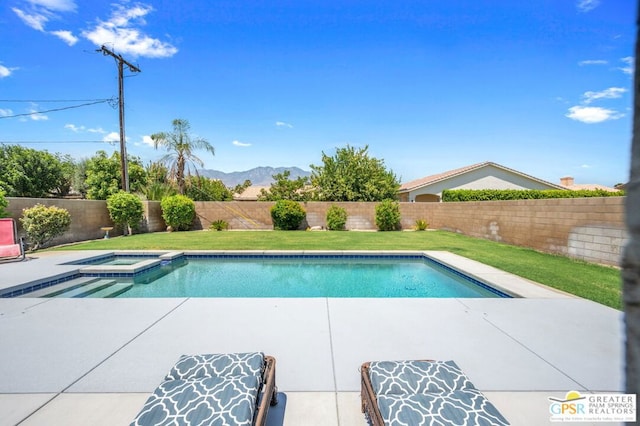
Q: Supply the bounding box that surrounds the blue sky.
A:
[0,0,635,187]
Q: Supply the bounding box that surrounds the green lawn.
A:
[55,230,622,310]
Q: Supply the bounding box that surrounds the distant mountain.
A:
[199,166,311,187]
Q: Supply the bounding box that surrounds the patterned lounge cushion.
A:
[131,375,261,426]
[377,389,510,426]
[165,352,264,381]
[368,360,475,395]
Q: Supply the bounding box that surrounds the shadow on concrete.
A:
[265,392,287,426]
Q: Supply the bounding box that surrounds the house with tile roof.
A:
[399,161,566,202]
[558,176,619,192]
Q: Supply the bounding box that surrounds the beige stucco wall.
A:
[5,197,626,265]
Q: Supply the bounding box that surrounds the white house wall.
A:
[408,165,559,201]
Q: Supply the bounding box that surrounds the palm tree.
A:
[151,119,215,195]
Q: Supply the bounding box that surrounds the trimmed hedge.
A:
[442,189,625,202]
[161,195,196,231]
[20,204,71,250]
[375,199,401,231]
[270,200,306,230]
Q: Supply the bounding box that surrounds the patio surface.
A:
[0,251,624,426]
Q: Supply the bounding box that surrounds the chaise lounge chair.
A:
[131,352,277,426]
[361,359,510,425]
[0,218,25,263]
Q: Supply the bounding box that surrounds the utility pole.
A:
[97,45,141,192]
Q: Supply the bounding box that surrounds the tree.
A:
[0,189,7,217]
[84,151,146,200]
[143,161,176,201]
[20,204,71,250]
[310,145,400,201]
[185,176,233,201]
[151,119,215,195]
[53,154,76,197]
[258,170,311,201]
[270,200,306,230]
[106,191,144,235]
[623,4,640,396]
[161,194,196,231]
[0,144,66,197]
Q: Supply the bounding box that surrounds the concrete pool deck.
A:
[0,251,625,425]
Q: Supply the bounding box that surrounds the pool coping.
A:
[0,250,572,299]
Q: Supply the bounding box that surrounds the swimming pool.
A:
[11,253,512,299]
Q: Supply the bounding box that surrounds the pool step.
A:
[65,279,119,298]
[19,277,131,298]
[20,277,103,298]
[86,282,133,298]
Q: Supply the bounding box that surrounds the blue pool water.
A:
[97,257,507,298]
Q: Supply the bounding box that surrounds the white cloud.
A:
[83,3,178,58]
[577,0,600,12]
[64,123,83,132]
[65,124,106,133]
[51,30,78,45]
[0,64,17,78]
[582,87,626,104]
[618,56,635,75]
[580,164,592,168]
[103,132,120,143]
[141,135,154,146]
[26,103,48,121]
[0,109,13,117]
[29,110,48,121]
[566,106,624,123]
[26,0,76,12]
[232,140,252,147]
[12,7,48,31]
[275,121,293,128]
[578,59,608,66]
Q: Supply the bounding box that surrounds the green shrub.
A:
[161,195,195,231]
[0,189,7,217]
[415,219,429,231]
[106,191,144,235]
[375,199,401,231]
[20,204,71,250]
[442,188,625,202]
[270,200,306,230]
[210,219,229,231]
[326,205,347,230]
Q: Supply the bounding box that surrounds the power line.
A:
[0,140,112,144]
[0,98,112,102]
[0,99,114,119]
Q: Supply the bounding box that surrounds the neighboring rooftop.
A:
[559,176,620,192]
[399,162,564,192]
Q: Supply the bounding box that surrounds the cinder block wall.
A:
[194,199,626,265]
[6,197,626,265]
[6,198,164,245]
[403,198,627,265]
[6,198,113,246]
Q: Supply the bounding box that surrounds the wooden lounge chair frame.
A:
[361,361,385,425]
[256,355,278,425]
[0,218,25,263]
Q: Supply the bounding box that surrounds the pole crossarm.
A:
[97,45,141,73]
[96,45,141,193]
